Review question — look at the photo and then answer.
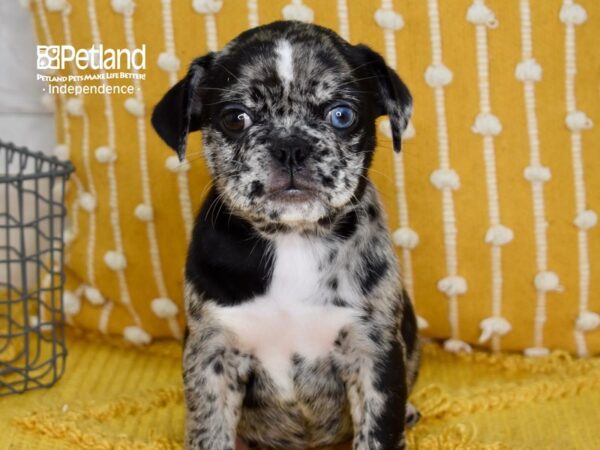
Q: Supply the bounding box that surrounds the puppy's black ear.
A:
[351,44,412,152]
[151,53,215,161]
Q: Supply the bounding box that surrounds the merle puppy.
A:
[152,21,420,450]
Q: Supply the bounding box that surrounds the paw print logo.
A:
[37,46,61,70]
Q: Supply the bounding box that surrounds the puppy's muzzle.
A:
[266,135,318,203]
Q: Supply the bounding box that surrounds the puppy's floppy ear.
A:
[151,53,215,161]
[351,44,412,152]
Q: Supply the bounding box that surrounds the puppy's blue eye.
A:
[221,109,253,133]
[326,106,356,129]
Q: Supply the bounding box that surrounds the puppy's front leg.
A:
[337,328,407,450]
[183,324,251,450]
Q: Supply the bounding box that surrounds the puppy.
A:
[152,21,420,450]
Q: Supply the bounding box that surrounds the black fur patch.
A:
[328,277,338,290]
[332,209,359,240]
[332,297,347,307]
[358,249,389,296]
[366,203,379,221]
[371,338,407,448]
[243,370,261,408]
[400,291,418,359]
[183,326,190,346]
[249,180,264,198]
[186,187,274,306]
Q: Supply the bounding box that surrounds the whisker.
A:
[196,179,215,204]
[200,86,245,94]
[214,63,242,83]
[341,60,379,77]
[335,75,381,89]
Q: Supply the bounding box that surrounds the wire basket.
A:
[0,140,73,396]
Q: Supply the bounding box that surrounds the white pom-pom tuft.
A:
[124,98,144,117]
[379,119,416,141]
[134,203,154,222]
[437,276,468,296]
[123,326,152,345]
[565,111,593,131]
[574,210,597,230]
[524,165,551,182]
[524,347,550,357]
[45,0,69,12]
[559,3,587,25]
[151,298,179,319]
[515,58,542,82]
[430,169,460,190]
[478,316,512,343]
[63,228,75,245]
[392,227,419,250]
[165,155,191,173]
[65,97,84,116]
[41,94,56,112]
[18,0,31,8]
[29,314,39,328]
[534,271,562,292]
[374,9,404,31]
[157,52,181,72]
[416,315,429,330]
[576,311,600,332]
[466,2,498,27]
[424,64,453,88]
[30,314,54,332]
[78,192,97,212]
[53,144,70,161]
[94,146,117,164]
[84,286,105,305]
[111,0,135,15]
[444,339,472,353]
[403,121,416,140]
[378,119,392,139]
[192,0,223,14]
[485,224,514,246]
[282,3,314,22]
[472,113,502,136]
[63,290,81,316]
[104,250,127,271]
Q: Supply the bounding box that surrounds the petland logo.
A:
[37,44,146,95]
[37,44,146,71]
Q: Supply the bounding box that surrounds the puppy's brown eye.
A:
[221,109,253,132]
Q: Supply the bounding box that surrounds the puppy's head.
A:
[152,21,411,226]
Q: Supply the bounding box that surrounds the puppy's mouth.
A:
[267,188,317,203]
[265,176,319,204]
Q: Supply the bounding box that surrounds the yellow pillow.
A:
[30,0,600,356]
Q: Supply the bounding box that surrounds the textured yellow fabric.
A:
[2,335,600,449]
[29,0,600,354]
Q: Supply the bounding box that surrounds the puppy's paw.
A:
[406,402,421,428]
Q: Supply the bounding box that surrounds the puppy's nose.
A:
[270,139,310,168]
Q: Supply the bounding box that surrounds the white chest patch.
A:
[213,233,355,396]
[275,39,294,85]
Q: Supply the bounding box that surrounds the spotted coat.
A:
[152,21,419,450]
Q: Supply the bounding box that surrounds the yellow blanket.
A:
[3,334,599,449]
